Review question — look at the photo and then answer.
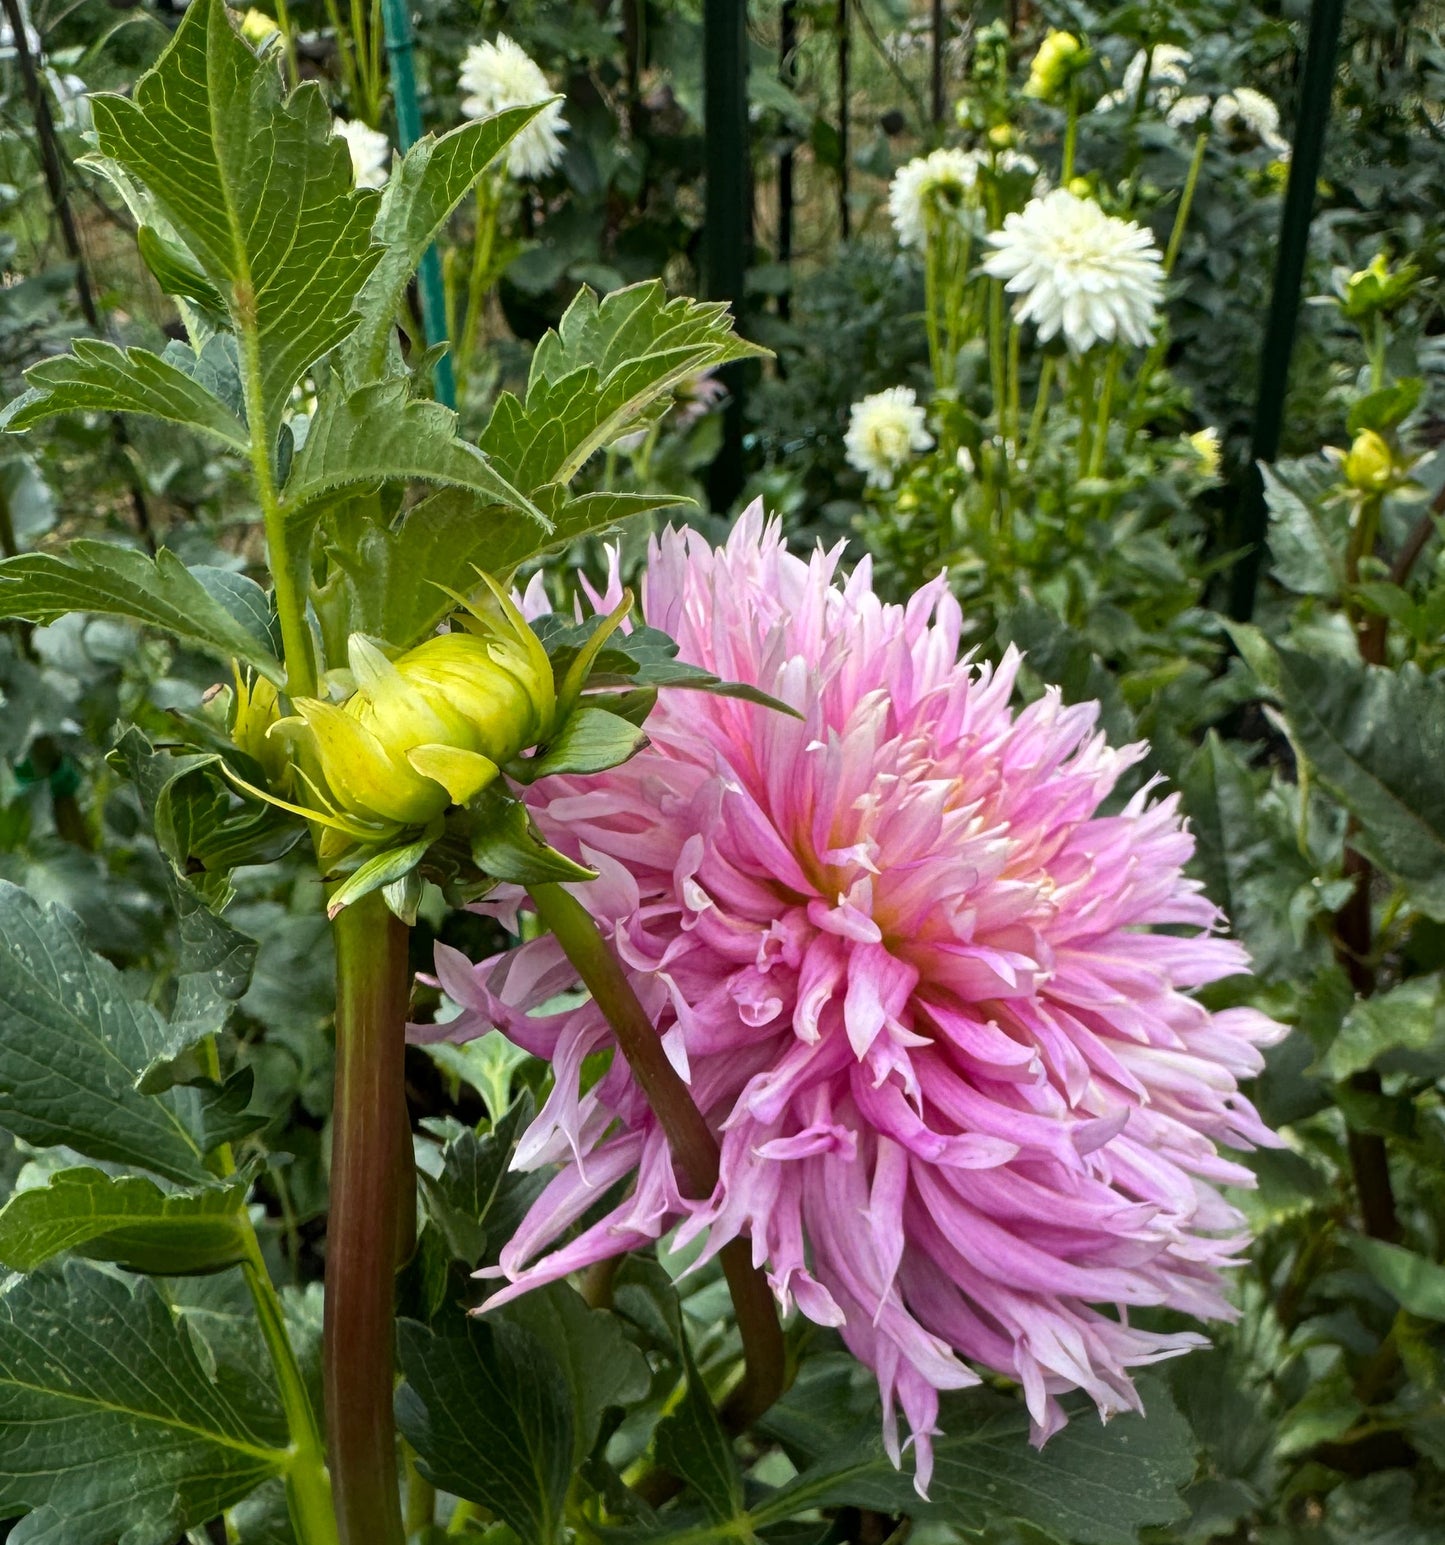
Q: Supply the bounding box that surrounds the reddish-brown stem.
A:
[325,891,412,1545]
[527,882,787,1422]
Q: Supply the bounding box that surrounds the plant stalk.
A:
[527,882,787,1421]
[325,890,413,1545]
[201,1040,339,1544]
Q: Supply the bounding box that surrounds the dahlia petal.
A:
[446,505,1286,1494]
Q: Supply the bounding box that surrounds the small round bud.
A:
[1342,429,1394,493]
[1024,30,1083,102]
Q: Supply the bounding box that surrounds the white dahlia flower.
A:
[459,34,568,179]
[1167,94,1212,129]
[1213,87,1290,155]
[982,189,1164,353]
[844,387,935,489]
[1096,44,1192,112]
[333,118,391,189]
[888,147,980,249]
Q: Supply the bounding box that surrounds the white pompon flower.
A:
[1167,94,1212,128]
[1096,44,1192,112]
[459,34,568,179]
[334,118,391,189]
[982,188,1165,353]
[1213,87,1290,155]
[844,387,934,489]
[888,147,980,248]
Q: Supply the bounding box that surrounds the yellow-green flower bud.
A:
[278,578,555,835]
[1343,429,1394,493]
[1066,175,1092,199]
[987,123,1017,150]
[1186,427,1221,478]
[232,671,289,785]
[239,8,279,43]
[1024,30,1083,102]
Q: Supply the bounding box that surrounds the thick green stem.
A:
[325,891,412,1545]
[527,883,787,1422]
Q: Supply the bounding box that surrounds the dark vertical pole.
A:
[931,0,946,125]
[837,0,850,239]
[778,0,796,320]
[379,0,456,409]
[1227,0,1346,621]
[704,0,750,510]
[2,0,155,552]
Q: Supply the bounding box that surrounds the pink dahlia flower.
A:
[421,505,1285,1491]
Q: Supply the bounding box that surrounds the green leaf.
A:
[0,1166,249,1274]
[0,881,214,1184]
[1178,732,1316,978]
[996,601,1137,746]
[397,1312,574,1543]
[326,826,438,919]
[0,543,285,681]
[1,339,249,450]
[1263,463,1342,598]
[1324,977,1443,1079]
[469,792,598,884]
[480,281,764,489]
[1271,649,1445,917]
[337,488,681,650]
[418,1095,536,1267]
[136,223,229,318]
[536,618,797,718]
[653,1342,745,1526]
[500,1282,651,1468]
[755,1362,1194,1544]
[1347,378,1423,435]
[1349,1237,1445,1321]
[525,705,650,780]
[89,0,383,445]
[0,1263,286,1544]
[283,379,543,526]
[344,105,547,381]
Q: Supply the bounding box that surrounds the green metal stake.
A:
[703,0,750,511]
[1227,0,1345,621]
[379,0,456,409]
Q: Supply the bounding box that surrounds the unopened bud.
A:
[239,8,280,43]
[1342,429,1394,493]
[277,578,555,834]
[1024,30,1083,102]
[1186,427,1221,478]
[232,672,289,785]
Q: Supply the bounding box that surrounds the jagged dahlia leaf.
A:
[479,280,765,488]
[0,1263,285,1544]
[344,104,547,381]
[282,378,542,525]
[1,339,248,451]
[0,543,284,682]
[88,0,382,442]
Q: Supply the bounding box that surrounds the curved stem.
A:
[527,882,787,1420]
[325,890,412,1545]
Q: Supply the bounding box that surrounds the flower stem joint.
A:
[273,576,555,852]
